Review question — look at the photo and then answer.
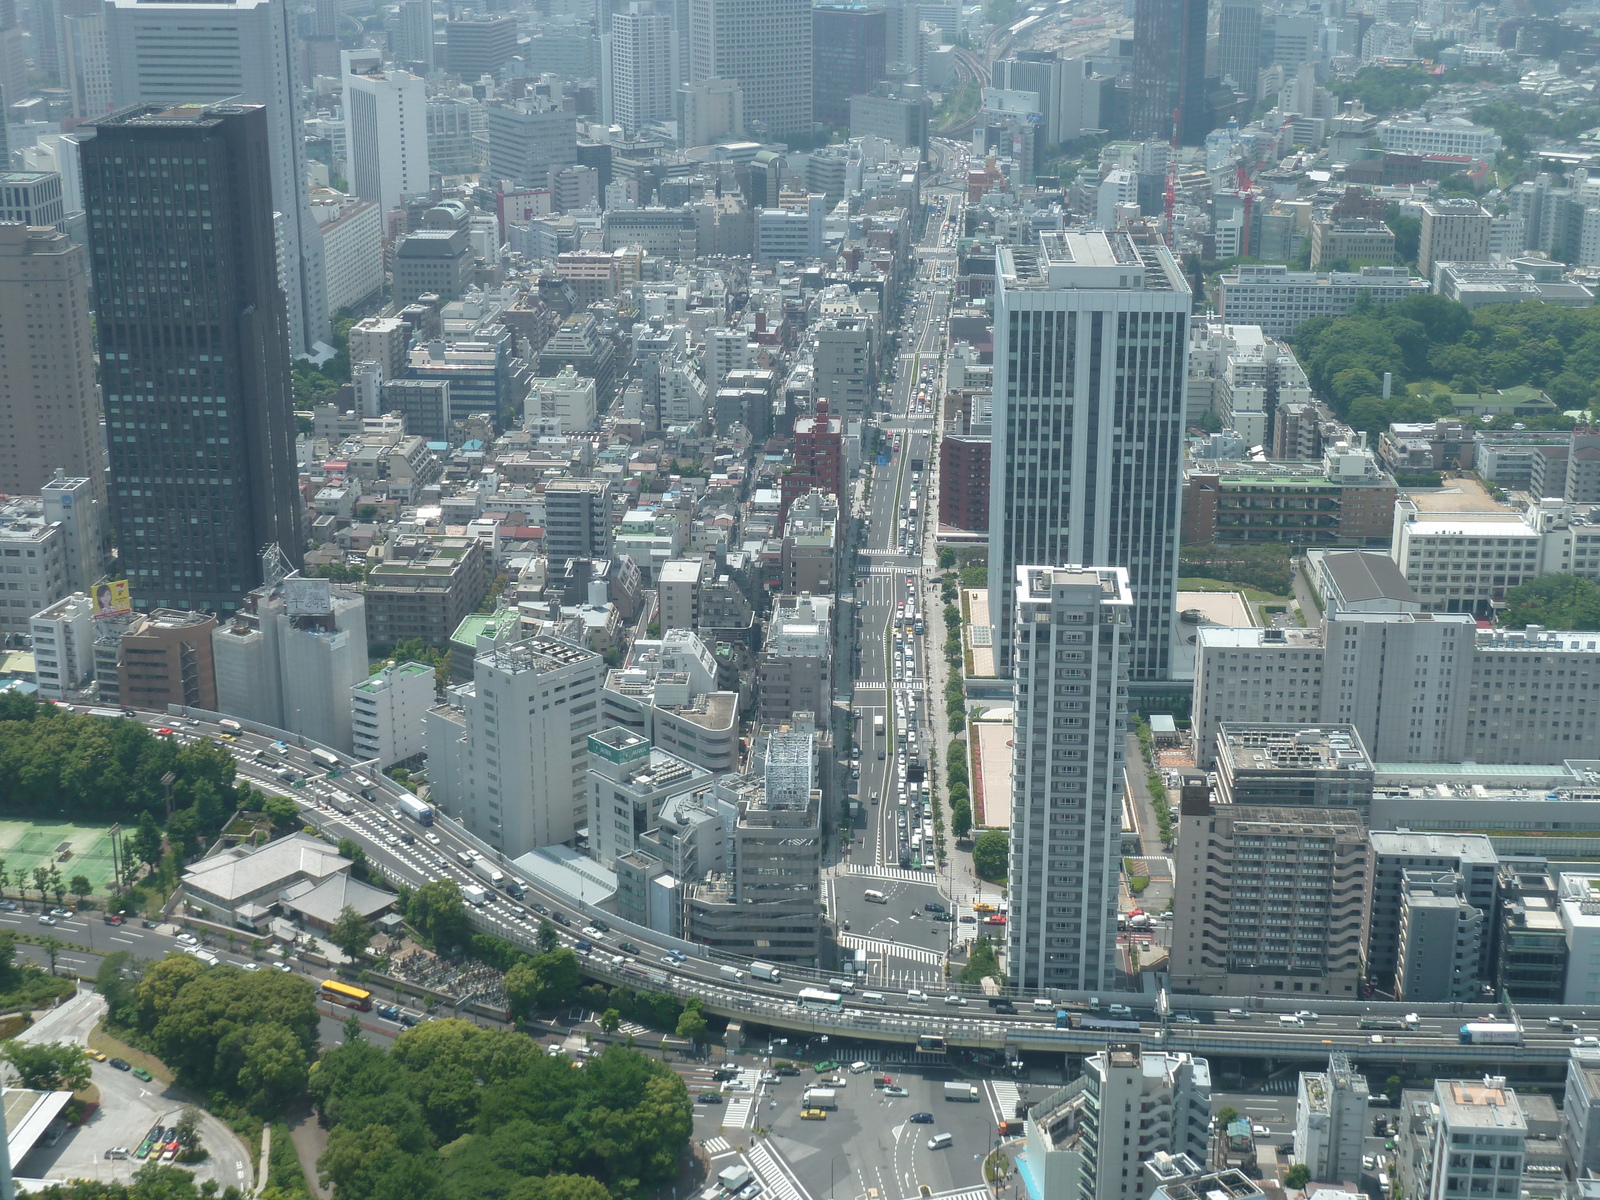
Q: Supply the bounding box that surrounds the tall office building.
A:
[396,0,435,71]
[602,3,680,136]
[105,0,329,356]
[689,0,812,140]
[812,3,886,126]
[680,77,743,145]
[0,224,107,530]
[1130,0,1209,144]
[1217,0,1261,95]
[342,55,430,217]
[1007,565,1131,992]
[987,230,1192,680]
[61,8,112,119]
[81,104,303,615]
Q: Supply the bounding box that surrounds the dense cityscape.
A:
[7,0,1600,1199]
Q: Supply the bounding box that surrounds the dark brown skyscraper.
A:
[81,103,303,616]
[1130,0,1210,145]
[812,3,886,126]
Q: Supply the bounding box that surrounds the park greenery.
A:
[1503,574,1600,631]
[0,931,76,1010]
[2,1037,92,1091]
[947,737,972,838]
[1177,543,1293,594]
[1294,296,1600,435]
[0,692,248,835]
[25,1163,245,1200]
[308,1018,692,1200]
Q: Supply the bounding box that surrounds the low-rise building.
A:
[1181,440,1397,546]
[350,661,435,768]
[182,832,393,932]
[1294,1053,1370,1185]
[117,609,218,712]
[1215,263,1430,338]
[586,727,713,870]
[29,593,95,699]
[364,536,491,650]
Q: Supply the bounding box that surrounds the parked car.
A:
[131,1067,153,1081]
[109,1058,130,1071]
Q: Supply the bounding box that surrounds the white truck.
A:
[943,1082,980,1102]
[803,1088,838,1110]
[462,883,490,907]
[750,961,781,982]
[471,856,505,889]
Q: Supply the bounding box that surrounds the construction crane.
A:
[1236,164,1254,259]
[1163,109,1179,247]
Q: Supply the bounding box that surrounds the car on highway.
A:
[924,902,945,913]
[176,933,198,946]
[910,1112,934,1124]
[697,1093,723,1105]
[376,1003,401,1020]
[943,994,967,1006]
[1172,1014,1199,1024]
[958,915,976,923]
[0,901,15,912]
[884,1086,909,1097]
[37,914,55,925]
[274,961,293,972]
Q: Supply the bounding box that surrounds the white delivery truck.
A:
[803,1089,839,1110]
[471,856,505,889]
[750,961,781,982]
[943,1082,980,1102]
[462,884,490,907]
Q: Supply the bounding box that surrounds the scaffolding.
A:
[763,730,814,811]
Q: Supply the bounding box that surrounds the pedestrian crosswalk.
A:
[619,1021,650,1037]
[701,1137,732,1156]
[875,1048,949,1067]
[928,1187,990,1200]
[724,1096,754,1128]
[848,864,937,882]
[748,1142,810,1200]
[838,934,945,966]
[989,1080,1020,1123]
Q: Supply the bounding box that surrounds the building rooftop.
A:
[182,833,348,904]
[479,636,597,675]
[1368,831,1499,861]
[1218,724,1373,772]
[1438,1079,1526,1131]
[1321,551,1417,606]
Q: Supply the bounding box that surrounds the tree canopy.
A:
[308,1019,691,1200]
[0,693,246,833]
[1503,574,1600,631]
[2,1039,91,1091]
[132,954,319,1113]
[972,830,1008,882]
[1294,296,1600,435]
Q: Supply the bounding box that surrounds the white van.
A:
[1032,997,1055,1011]
[906,989,927,1003]
[861,991,886,1004]
[849,1061,870,1073]
[927,1134,953,1150]
[864,889,888,904]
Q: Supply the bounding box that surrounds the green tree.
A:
[262,794,299,829]
[131,811,164,871]
[1,1040,91,1091]
[31,866,48,906]
[47,865,64,906]
[1504,574,1600,630]
[504,960,543,1022]
[1285,1165,1312,1189]
[405,880,470,953]
[959,938,1001,984]
[508,1175,614,1200]
[329,906,372,960]
[68,875,92,907]
[95,951,136,1023]
[600,1009,621,1035]
[336,838,367,869]
[1216,1106,1240,1128]
[40,935,63,975]
[536,918,559,953]
[972,829,1008,881]
[675,999,707,1044]
[237,1022,312,1113]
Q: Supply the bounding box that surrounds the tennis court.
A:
[0,821,120,898]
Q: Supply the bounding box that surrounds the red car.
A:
[984,914,1007,925]
[155,727,174,736]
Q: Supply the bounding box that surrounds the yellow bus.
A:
[320,980,372,1011]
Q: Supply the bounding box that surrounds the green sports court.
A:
[0,821,121,899]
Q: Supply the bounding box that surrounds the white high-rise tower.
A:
[688,0,811,140]
[105,0,329,355]
[342,52,430,218]
[1007,565,1131,992]
[987,230,1191,681]
[602,2,680,136]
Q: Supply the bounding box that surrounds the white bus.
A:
[798,987,844,1010]
[864,889,888,904]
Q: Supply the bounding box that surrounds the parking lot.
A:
[8,992,253,1191]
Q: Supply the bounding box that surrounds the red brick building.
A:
[780,399,844,529]
[938,433,990,532]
